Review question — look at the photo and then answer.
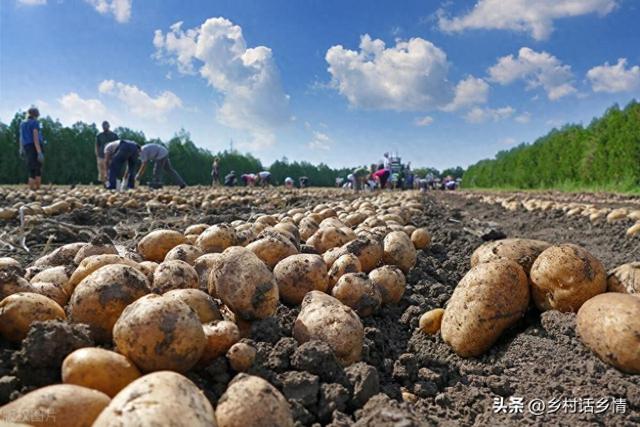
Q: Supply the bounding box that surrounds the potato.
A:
[298,217,319,241]
[323,247,346,268]
[235,227,257,247]
[194,253,221,293]
[211,246,279,320]
[577,293,640,373]
[319,217,345,229]
[470,238,550,274]
[113,294,206,373]
[0,384,110,427]
[200,320,240,363]
[328,253,361,290]
[530,244,606,312]
[331,273,381,317]
[33,242,86,268]
[307,226,352,253]
[369,265,406,305]
[607,262,640,294]
[0,257,23,275]
[293,291,364,365]
[246,235,298,269]
[164,244,204,265]
[419,308,445,334]
[341,237,383,273]
[411,228,431,250]
[164,288,222,323]
[67,254,140,293]
[137,229,186,262]
[383,231,417,273]
[441,261,529,357]
[93,371,215,427]
[273,254,329,305]
[30,265,70,293]
[152,260,199,293]
[226,342,257,372]
[216,374,294,427]
[62,347,141,397]
[196,223,236,253]
[274,222,300,242]
[185,223,209,236]
[137,260,158,282]
[29,281,69,306]
[0,271,33,301]
[68,264,150,342]
[73,242,118,265]
[0,292,66,342]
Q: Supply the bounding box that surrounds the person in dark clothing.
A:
[95,121,118,184]
[224,171,237,187]
[135,143,186,189]
[106,140,140,190]
[299,176,309,188]
[19,107,45,190]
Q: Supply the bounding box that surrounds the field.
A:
[0,186,639,426]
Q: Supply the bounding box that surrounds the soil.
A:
[1,187,639,426]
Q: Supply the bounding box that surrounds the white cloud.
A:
[488,47,576,100]
[85,0,131,23]
[465,106,515,123]
[18,0,47,5]
[414,115,434,127]
[325,34,453,111]
[438,0,618,40]
[515,112,531,124]
[500,137,517,146]
[99,80,182,119]
[587,58,640,93]
[441,76,489,112]
[154,17,291,149]
[58,92,110,124]
[307,131,332,151]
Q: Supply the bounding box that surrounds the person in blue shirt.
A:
[19,107,45,190]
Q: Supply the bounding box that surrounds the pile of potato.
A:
[0,191,432,426]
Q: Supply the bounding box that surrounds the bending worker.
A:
[135,143,186,189]
[105,139,140,190]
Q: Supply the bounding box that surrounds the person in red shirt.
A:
[372,165,390,189]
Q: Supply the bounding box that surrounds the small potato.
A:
[0,292,66,342]
[607,262,640,294]
[196,223,236,253]
[235,227,257,247]
[0,384,110,427]
[164,288,222,323]
[419,308,445,335]
[185,223,209,236]
[273,254,329,305]
[411,228,431,250]
[113,294,206,373]
[29,281,68,306]
[298,217,319,242]
[137,229,186,262]
[67,254,141,293]
[307,226,352,253]
[246,235,298,269]
[323,247,346,268]
[137,260,158,282]
[471,238,550,274]
[194,253,221,293]
[441,261,529,357]
[0,257,23,276]
[0,272,33,300]
[33,242,86,268]
[383,231,417,273]
[68,264,150,342]
[226,342,257,372]
[152,260,199,293]
[341,237,383,273]
[369,265,406,305]
[216,374,294,427]
[164,244,204,266]
[30,265,70,294]
[530,244,606,312]
[293,291,364,365]
[93,371,215,427]
[200,320,241,363]
[73,242,118,265]
[328,253,361,290]
[62,347,141,397]
[274,222,300,243]
[331,273,382,317]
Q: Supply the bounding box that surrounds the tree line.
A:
[463,101,640,191]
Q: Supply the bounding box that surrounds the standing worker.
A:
[95,121,118,184]
[19,107,45,191]
[105,140,140,190]
[135,143,186,189]
[211,157,220,186]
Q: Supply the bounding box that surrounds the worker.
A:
[257,170,271,187]
[284,177,294,189]
[372,165,390,189]
[299,176,309,188]
[106,140,140,190]
[19,107,45,190]
[224,170,237,187]
[241,173,257,186]
[211,157,220,186]
[95,121,118,184]
[135,143,186,189]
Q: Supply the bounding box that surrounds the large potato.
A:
[293,291,364,365]
[67,254,141,293]
[341,237,383,273]
[164,244,204,265]
[331,273,382,317]
[32,242,86,268]
[307,226,352,253]
[73,242,118,264]
[607,262,640,294]
[369,265,406,305]
[0,271,33,300]
[0,257,23,276]
[152,260,199,293]
[164,288,222,323]
[194,253,221,293]
[471,238,551,274]
[0,384,109,427]
[113,294,206,373]
[211,247,279,320]
[246,235,298,269]
[137,229,186,262]
[30,265,70,294]
[93,371,215,427]
[298,217,319,242]
[200,320,240,363]
[273,254,329,305]
[530,244,606,312]
[137,261,158,282]
[29,281,69,306]
[196,223,236,253]
[0,292,66,342]
[328,253,361,290]
[441,261,529,357]
[576,293,640,373]
[216,374,293,427]
[383,231,417,273]
[62,347,141,397]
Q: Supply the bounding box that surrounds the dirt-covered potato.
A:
[0,292,66,342]
[530,244,606,312]
[293,291,364,365]
[62,347,141,397]
[411,228,431,250]
[185,223,209,236]
[471,238,551,274]
[226,342,257,372]
[32,242,86,268]
[0,257,23,276]
[328,253,361,290]
[113,294,206,373]
[307,226,352,253]
[137,260,158,282]
[299,217,319,242]
[196,223,236,253]
[607,262,640,294]
[273,254,329,305]
[331,272,382,317]
[29,281,68,306]
[323,246,346,268]
[369,265,406,305]
[341,237,383,273]
[419,308,444,335]
[67,254,140,293]
[576,293,640,373]
[152,260,199,293]
[194,253,221,293]
[30,265,71,294]
[0,271,33,300]
[441,261,529,357]
[73,241,118,265]
[68,264,150,342]
[0,384,110,427]
[200,320,240,363]
[383,231,417,273]
[164,288,222,323]
[164,244,204,266]
[216,374,294,427]
[210,246,279,320]
[246,235,298,269]
[92,371,215,427]
[274,222,300,243]
[137,229,186,262]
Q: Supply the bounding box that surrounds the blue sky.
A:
[1,0,639,170]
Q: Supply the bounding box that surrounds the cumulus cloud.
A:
[500,137,517,146]
[85,0,131,23]
[58,92,110,124]
[307,131,332,151]
[515,112,531,124]
[18,0,47,5]
[465,106,515,123]
[99,80,182,119]
[414,116,434,127]
[488,47,576,100]
[438,0,618,40]
[154,17,291,149]
[587,58,640,93]
[325,34,453,111]
[441,76,489,112]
